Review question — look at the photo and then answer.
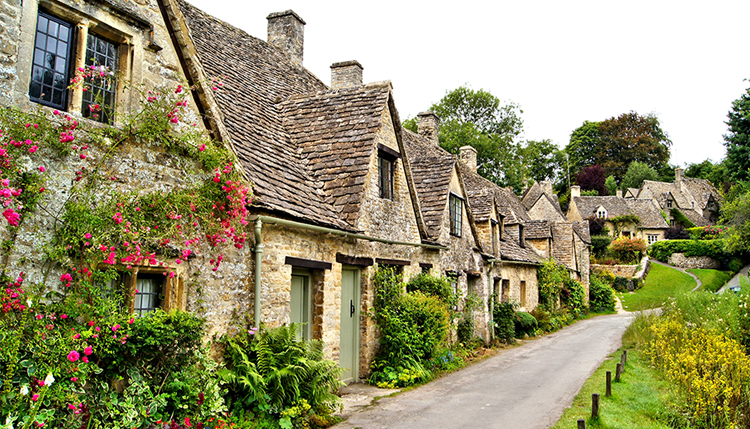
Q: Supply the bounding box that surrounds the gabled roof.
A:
[279,83,392,226]
[572,196,631,219]
[525,220,552,239]
[459,162,532,225]
[641,180,692,210]
[624,199,670,229]
[572,221,591,244]
[402,130,456,239]
[625,188,640,198]
[174,0,353,228]
[497,239,543,264]
[681,177,724,210]
[522,181,566,219]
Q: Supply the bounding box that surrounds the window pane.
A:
[35,34,46,49]
[55,57,66,73]
[43,70,53,86]
[48,21,58,38]
[37,15,47,33]
[51,88,63,106]
[33,49,44,66]
[46,37,56,53]
[57,41,67,58]
[29,82,41,99]
[58,25,69,41]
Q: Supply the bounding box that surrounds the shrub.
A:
[664,225,690,240]
[220,324,343,424]
[514,312,538,337]
[648,239,729,262]
[687,225,728,240]
[537,259,569,310]
[586,216,607,237]
[590,235,613,258]
[492,301,516,344]
[588,277,616,313]
[609,236,646,264]
[670,208,696,228]
[561,278,586,317]
[612,276,629,292]
[406,273,457,309]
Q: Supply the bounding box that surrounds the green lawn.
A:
[619,264,696,311]
[687,268,733,292]
[551,349,673,429]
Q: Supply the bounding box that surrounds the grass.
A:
[550,349,675,429]
[619,264,696,311]
[687,268,733,292]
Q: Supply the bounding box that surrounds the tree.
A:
[722,190,750,253]
[404,86,531,192]
[518,139,565,184]
[565,121,601,178]
[620,161,659,191]
[605,175,618,196]
[565,112,671,183]
[723,84,750,182]
[575,165,608,196]
[685,159,732,193]
[597,112,672,180]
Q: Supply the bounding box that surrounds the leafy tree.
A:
[404,86,529,192]
[519,139,565,184]
[605,175,618,196]
[565,121,601,178]
[575,165,608,196]
[722,190,750,253]
[724,84,750,182]
[597,111,672,180]
[621,161,659,191]
[685,159,732,194]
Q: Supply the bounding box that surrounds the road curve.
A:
[334,312,636,429]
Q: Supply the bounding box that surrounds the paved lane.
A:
[334,313,636,429]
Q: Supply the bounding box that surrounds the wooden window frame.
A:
[29,11,74,110]
[449,193,463,237]
[106,266,184,316]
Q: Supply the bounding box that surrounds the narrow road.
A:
[334,313,636,429]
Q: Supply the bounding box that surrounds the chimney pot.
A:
[330,61,363,89]
[616,188,623,198]
[459,146,477,173]
[417,111,439,146]
[571,185,581,199]
[267,10,305,67]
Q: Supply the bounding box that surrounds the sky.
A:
[186,0,750,168]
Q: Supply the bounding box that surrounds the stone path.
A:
[718,264,750,293]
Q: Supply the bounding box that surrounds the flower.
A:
[111,324,119,332]
[31,394,39,401]
[67,350,80,362]
[84,346,93,356]
[70,377,77,382]
[84,233,91,239]
[44,373,55,386]
[199,144,206,152]
[20,385,29,395]
[39,166,45,172]
[3,208,20,227]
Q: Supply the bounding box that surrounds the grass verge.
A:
[550,349,674,429]
[619,264,695,311]
[687,268,733,292]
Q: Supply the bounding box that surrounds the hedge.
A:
[648,239,728,262]
[591,235,613,257]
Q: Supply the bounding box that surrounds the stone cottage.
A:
[634,168,723,227]
[567,185,669,245]
[1,0,549,384]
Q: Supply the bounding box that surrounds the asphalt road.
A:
[334,312,636,429]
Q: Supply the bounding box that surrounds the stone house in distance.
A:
[1,0,586,384]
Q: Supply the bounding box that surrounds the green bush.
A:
[590,235,613,258]
[612,276,629,292]
[406,273,457,309]
[493,301,516,344]
[589,276,616,312]
[561,278,587,317]
[514,312,538,337]
[609,236,647,264]
[648,239,729,262]
[220,324,343,424]
[538,259,569,310]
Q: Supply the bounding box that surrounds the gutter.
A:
[249,214,448,325]
[487,258,542,267]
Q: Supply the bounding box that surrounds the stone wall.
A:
[493,263,538,312]
[668,253,720,269]
[591,263,640,278]
[528,196,565,221]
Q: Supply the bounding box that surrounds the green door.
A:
[340,267,361,383]
[291,269,312,341]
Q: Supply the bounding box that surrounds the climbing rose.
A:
[67,350,80,362]
[83,346,93,356]
[3,208,19,226]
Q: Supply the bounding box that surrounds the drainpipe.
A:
[253,218,264,327]
[488,259,496,342]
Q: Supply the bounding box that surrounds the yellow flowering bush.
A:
[645,318,750,427]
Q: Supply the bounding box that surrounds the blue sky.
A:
[187,0,750,167]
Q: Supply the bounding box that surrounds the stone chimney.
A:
[267,10,305,67]
[616,188,623,198]
[459,146,477,172]
[571,185,581,199]
[417,111,439,146]
[541,180,553,196]
[675,167,684,182]
[330,61,363,89]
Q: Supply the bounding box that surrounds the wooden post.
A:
[606,371,612,396]
[592,393,600,418]
[622,350,627,367]
[577,419,586,429]
[615,362,622,382]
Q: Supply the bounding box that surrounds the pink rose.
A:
[67,350,80,362]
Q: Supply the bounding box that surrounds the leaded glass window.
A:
[29,13,73,109]
[82,33,118,123]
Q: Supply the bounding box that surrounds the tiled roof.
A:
[625,188,640,198]
[681,177,724,210]
[498,239,543,264]
[402,130,456,239]
[572,221,591,244]
[458,163,531,225]
[279,84,391,225]
[176,0,354,228]
[625,199,669,229]
[679,207,710,227]
[525,220,551,239]
[572,196,631,219]
[641,180,691,210]
[521,182,543,210]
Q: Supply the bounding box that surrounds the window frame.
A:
[647,234,659,245]
[29,11,75,110]
[449,193,464,237]
[81,32,119,124]
[99,266,183,316]
[378,155,393,200]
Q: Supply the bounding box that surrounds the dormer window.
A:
[377,144,400,200]
[449,193,463,237]
[667,199,673,208]
[596,207,607,219]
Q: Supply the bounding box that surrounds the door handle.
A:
[350,300,355,317]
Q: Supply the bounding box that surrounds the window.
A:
[520,280,527,307]
[670,219,676,227]
[134,274,163,317]
[291,269,312,341]
[647,234,659,245]
[667,199,673,208]
[491,220,499,255]
[29,12,73,109]
[446,272,458,310]
[449,193,463,237]
[501,279,510,302]
[82,33,118,123]
[597,207,607,219]
[98,267,181,316]
[378,156,393,199]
